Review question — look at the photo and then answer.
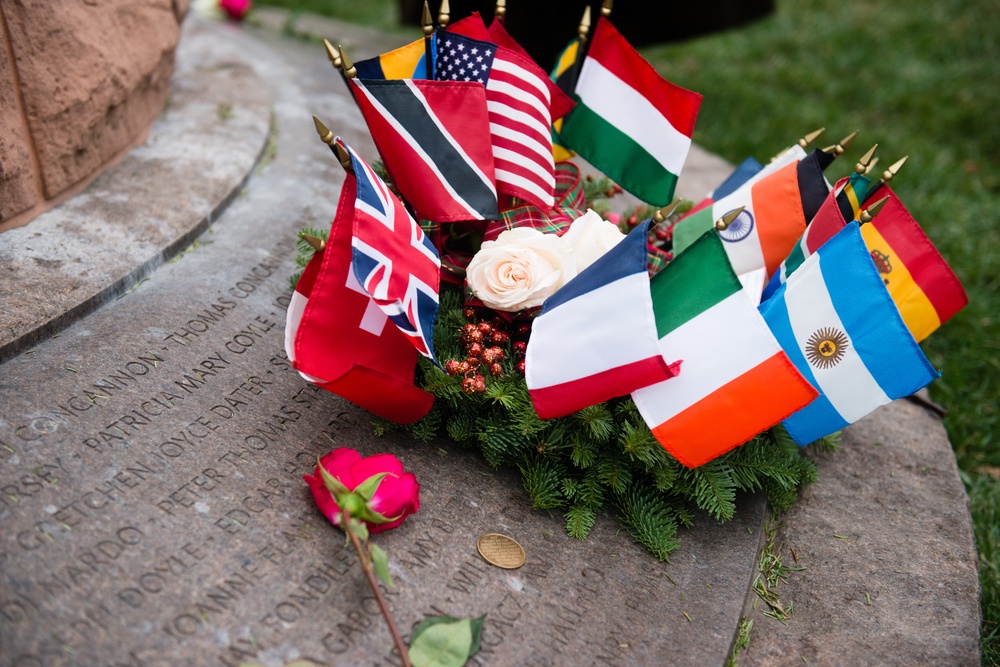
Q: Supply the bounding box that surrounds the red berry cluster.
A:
[444,317,532,394]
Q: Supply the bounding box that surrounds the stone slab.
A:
[0,18,767,666]
[0,19,272,362]
[0,13,982,667]
[739,397,982,666]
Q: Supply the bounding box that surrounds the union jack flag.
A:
[341,140,441,362]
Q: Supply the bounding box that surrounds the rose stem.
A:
[342,508,413,667]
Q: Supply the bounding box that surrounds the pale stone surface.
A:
[0,14,982,667]
[739,397,982,666]
[0,20,766,666]
[0,19,271,361]
[1,0,181,198]
[0,18,37,222]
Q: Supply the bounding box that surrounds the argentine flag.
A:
[759,223,940,446]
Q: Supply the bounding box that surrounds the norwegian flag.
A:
[341,140,442,363]
[436,29,556,210]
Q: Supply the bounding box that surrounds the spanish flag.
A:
[861,186,968,342]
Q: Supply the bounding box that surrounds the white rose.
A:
[466,228,576,312]
[560,209,627,272]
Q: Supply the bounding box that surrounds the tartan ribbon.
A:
[484,162,587,241]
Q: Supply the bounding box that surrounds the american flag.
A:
[437,30,556,210]
[341,140,441,362]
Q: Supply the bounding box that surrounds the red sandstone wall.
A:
[0,0,189,231]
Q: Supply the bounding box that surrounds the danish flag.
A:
[344,140,442,362]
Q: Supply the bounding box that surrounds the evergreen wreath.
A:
[291,174,839,562]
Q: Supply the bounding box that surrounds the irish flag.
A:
[632,231,818,469]
[526,220,678,419]
[557,17,702,206]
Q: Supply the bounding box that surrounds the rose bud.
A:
[461,377,478,394]
[463,307,477,320]
[515,360,526,376]
[444,359,462,376]
[303,448,419,534]
[477,322,494,335]
[456,360,471,375]
[513,341,528,357]
[489,363,503,377]
[482,346,505,364]
[461,323,477,343]
[467,356,481,369]
[467,342,484,357]
[491,331,510,344]
[466,328,484,344]
[516,322,532,337]
[472,374,487,393]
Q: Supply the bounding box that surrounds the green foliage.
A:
[405,285,826,561]
[408,615,486,667]
[288,227,329,290]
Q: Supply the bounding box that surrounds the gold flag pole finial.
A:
[438,0,450,27]
[859,194,890,224]
[881,155,907,184]
[421,1,434,36]
[854,144,878,174]
[715,206,745,232]
[312,115,335,145]
[302,234,326,252]
[863,156,880,175]
[495,0,506,22]
[578,5,592,39]
[323,39,343,69]
[653,200,682,224]
[798,127,826,148]
[601,0,614,17]
[333,142,353,171]
[822,129,859,156]
[338,45,357,78]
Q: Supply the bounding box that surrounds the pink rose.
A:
[304,448,420,534]
[219,0,251,20]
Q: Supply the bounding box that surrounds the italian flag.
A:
[632,231,818,468]
[557,17,702,206]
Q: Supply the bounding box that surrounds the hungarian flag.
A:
[350,78,498,222]
[435,28,557,210]
[354,37,433,79]
[860,186,968,342]
[342,140,441,362]
[672,151,830,279]
[525,220,678,419]
[557,17,702,206]
[631,231,818,469]
[759,223,940,446]
[284,171,434,424]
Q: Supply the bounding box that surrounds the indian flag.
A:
[557,17,701,206]
[632,231,818,469]
[673,153,829,278]
[759,223,940,446]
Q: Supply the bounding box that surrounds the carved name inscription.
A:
[0,236,761,666]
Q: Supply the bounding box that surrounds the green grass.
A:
[255,0,402,32]
[641,1,999,661]
[253,0,999,661]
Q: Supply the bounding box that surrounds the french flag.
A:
[525,220,679,420]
